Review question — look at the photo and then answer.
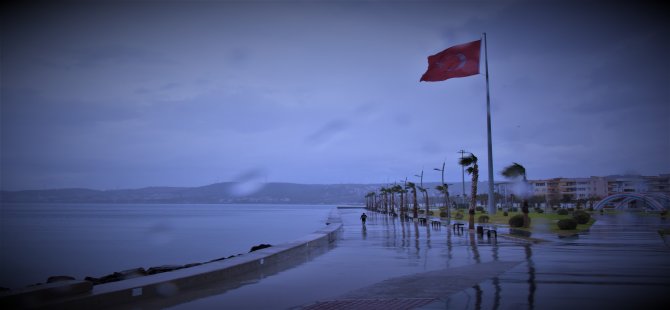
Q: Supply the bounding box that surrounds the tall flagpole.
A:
[484,32,496,215]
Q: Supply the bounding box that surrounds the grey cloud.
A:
[2,0,668,190]
[305,120,350,146]
[142,90,293,134]
[68,45,173,68]
[572,35,668,115]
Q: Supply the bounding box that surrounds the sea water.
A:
[0,203,334,289]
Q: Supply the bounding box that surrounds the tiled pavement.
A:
[301,298,436,310]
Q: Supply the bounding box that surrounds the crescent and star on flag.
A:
[436,53,467,72]
[419,39,481,82]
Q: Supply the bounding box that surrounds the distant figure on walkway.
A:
[360,212,368,224]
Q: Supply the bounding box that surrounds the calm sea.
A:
[0,203,334,289]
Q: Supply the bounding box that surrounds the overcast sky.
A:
[2,0,668,190]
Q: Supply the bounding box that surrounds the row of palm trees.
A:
[364,182,434,219]
[364,152,529,229]
[364,183,420,218]
[363,155,474,223]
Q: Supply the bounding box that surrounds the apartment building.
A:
[644,174,670,193]
[495,174,667,205]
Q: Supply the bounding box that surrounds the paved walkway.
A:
[156,208,528,310]
[301,261,521,309]
[128,208,670,309]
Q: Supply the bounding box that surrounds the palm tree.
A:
[418,186,430,219]
[391,184,403,215]
[459,153,479,230]
[406,181,419,218]
[389,186,396,215]
[501,162,530,228]
[435,183,451,218]
[398,186,408,216]
[365,192,375,210]
[501,162,527,181]
[397,185,404,215]
[379,187,389,213]
[434,162,450,218]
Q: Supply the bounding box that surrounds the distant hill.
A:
[0,183,374,204]
[0,181,487,204]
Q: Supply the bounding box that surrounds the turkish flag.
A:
[420,40,481,82]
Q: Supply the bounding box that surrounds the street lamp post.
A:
[434,162,445,203]
[414,170,424,187]
[434,162,445,187]
[415,170,425,211]
[434,161,450,218]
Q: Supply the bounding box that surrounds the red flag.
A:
[420,39,481,82]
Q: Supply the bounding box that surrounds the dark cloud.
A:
[1,0,668,189]
[68,45,173,68]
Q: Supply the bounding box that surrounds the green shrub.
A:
[509,207,519,212]
[535,208,544,214]
[478,215,489,223]
[557,218,578,230]
[439,211,448,217]
[557,209,569,215]
[508,214,524,228]
[475,206,484,212]
[503,211,508,216]
[573,210,591,224]
[567,207,575,212]
[454,212,464,219]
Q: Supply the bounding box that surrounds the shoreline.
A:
[0,203,335,290]
[1,209,344,309]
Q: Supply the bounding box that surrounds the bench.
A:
[452,223,464,233]
[430,220,442,228]
[480,227,497,239]
[418,218,428,225]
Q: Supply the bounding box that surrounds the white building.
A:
[494,174,667,207]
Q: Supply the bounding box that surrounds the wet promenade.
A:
[130,208,669,309]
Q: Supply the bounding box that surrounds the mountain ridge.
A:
[1,181,482,204]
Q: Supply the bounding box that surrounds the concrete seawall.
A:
[2,209,343,309]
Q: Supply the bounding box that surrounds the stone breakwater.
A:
[0,210,342,309]
[0,243,274,291]
[83,243,274,286]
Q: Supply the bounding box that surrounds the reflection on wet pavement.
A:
[160,209,669,310]
[439,213,670,310]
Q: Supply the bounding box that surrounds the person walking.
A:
[360,212,368,224]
